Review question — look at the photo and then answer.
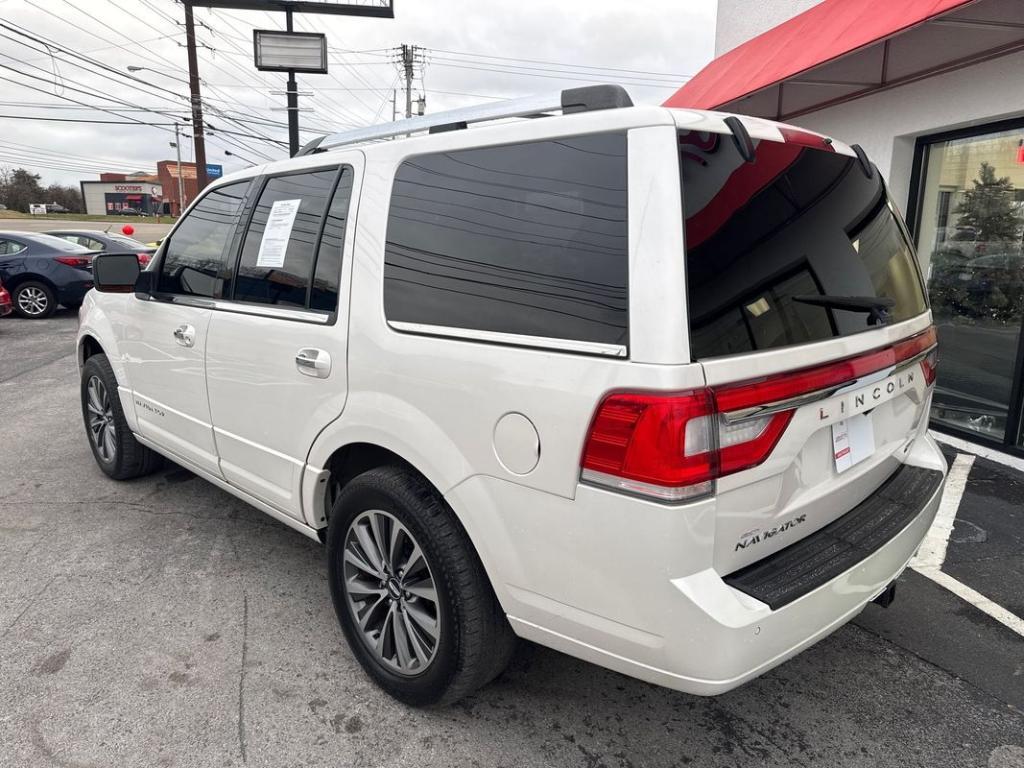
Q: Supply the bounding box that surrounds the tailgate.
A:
[701,318,935,574]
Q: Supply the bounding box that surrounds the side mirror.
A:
[92,253,140,293]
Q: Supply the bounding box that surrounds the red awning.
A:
[665,0,1024,121]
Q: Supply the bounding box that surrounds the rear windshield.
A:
[680,131,927,360]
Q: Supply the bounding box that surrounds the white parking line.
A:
[910,452,1024,638]
[912,453,975,569]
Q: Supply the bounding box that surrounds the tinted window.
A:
[383,133,629,346]
[158,181,249,297]
[680,132,928,359]
[233,169,338,308]
[310,168,354,313]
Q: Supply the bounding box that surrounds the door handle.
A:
[295,348,331,378]
[173,324,196,348]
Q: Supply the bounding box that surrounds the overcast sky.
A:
[0,0,716,187]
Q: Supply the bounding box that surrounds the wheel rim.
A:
[342,510,441,676]
[86,375,117,463]
[18,286,48,316]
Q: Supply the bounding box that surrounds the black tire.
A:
[12,280,56,319]
[327,466,516,706]
[80,353,162,480]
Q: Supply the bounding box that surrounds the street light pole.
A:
[173,124,185,216]
[183,1,209,191]
[285,9,299,157]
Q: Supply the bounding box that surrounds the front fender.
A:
[77,292,138,432]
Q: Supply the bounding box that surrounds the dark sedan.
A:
[46,229,156,267]
[0,232,97,318]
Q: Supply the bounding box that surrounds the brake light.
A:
[581,328,938,502]
[921,348,938,386]
[137,252,151,266]
[54,256,91,268]
[581,391,717,501]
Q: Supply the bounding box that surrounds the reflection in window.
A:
[383,133,629,346]
[158,181,250,298]
[310,169,353,313]
[681,133,927,360]
[917,128,1024,441]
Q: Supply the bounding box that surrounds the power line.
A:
[430,48,693,80]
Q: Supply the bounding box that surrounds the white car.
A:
[78,85,947,706]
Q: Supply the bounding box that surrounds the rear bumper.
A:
[57,278,93,305]
[449,434,947,695]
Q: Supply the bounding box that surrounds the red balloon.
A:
[121,224,135,236]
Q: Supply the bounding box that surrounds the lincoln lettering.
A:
[818,370,915,420]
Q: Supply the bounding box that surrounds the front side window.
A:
[383,133,629,347]
[158,181,250,298]
[680,132,928,360]
[233,169,340,308]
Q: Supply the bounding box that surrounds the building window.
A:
[915,124,1024,444]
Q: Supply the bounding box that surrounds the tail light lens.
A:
[581,327,938,502]
[54,256,91,268]
[581,391,717,501]
[921,348,938,386]
[137,253,151,267]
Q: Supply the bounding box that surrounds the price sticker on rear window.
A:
[256,199,301,268]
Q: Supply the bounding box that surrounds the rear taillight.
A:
[137,253,151,266]
[54,256,91,268]
[921,347,938,386]
[581,391,717,501]
[581,327,938,502]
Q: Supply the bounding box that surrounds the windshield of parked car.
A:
[680,131,928,359]
[24,233,93,252]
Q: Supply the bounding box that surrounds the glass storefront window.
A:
[916,127,1024,442]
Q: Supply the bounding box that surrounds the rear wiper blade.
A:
[792,294,896,326]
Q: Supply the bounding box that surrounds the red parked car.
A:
[0,278,13,317]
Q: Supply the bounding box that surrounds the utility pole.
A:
[183,2,208,192]
[285,9,299,157]
[400,43,417,118]
[173,124,185,216]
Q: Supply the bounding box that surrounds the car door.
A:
[120,180,251,477]
[205,159,360,520]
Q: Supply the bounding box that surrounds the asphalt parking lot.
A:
[1,311,1022,768]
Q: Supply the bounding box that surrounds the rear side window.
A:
[234,169,339,308]
[383,133,629,347]
[680,132,928,359]
[158,181,249,298]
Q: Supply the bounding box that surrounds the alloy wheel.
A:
[342,509,441,676]
[86,375,117,463]
[17,286,48,316]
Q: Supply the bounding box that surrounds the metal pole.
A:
[286,9,299,157]
[174,123,185,216]
[183,1,208,191]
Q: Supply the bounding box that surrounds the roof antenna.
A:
[723,116,756,163]
[851,143,875,179]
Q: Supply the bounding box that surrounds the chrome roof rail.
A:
[296,84,633,156]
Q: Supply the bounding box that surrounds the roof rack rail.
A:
[296,84,633,156]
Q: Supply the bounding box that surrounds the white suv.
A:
[78,85,947,706]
